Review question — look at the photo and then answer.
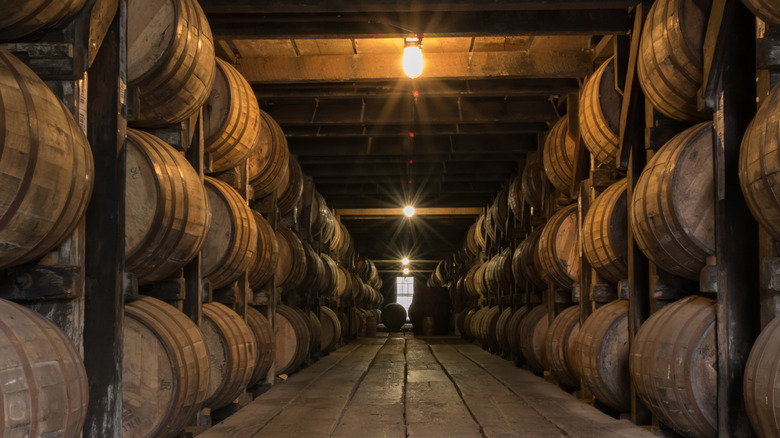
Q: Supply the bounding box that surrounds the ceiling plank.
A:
[235,50,593,82]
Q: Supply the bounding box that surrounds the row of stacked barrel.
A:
[449,0,780,437]
[0,1,383,438]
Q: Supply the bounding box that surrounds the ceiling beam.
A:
[236,50,593,82]
[301,161,516,177]
[317,181,503,195]
[281,122,548,138]
[288,134,538,156]
[337,207,483,216]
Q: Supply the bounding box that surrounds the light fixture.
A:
[403,205,416,217]
[402,257,409,266]
[403,267,410,275]
[402,36,423,79]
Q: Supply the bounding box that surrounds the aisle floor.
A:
[201,333,654,438]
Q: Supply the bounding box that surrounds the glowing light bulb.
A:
[402,38,423,79]
[402,257,409,266]
[403,267,410,275]
[403,205,415,217]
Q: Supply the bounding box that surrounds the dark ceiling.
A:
[199,0,635,267]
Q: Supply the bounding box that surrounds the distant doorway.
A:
[396,276,414,320]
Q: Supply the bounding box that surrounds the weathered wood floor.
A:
[201,333,654,438]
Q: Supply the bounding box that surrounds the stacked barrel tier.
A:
[508,171,526,220]
[545,305,581,389]
[311,191,337,245]
[739,83,780,241]
[125,129,209,283]
[247,110,290,198]
[485,186,509,239]
[629,295,717,438]
[122,296,209,438]
[201,302,257,410]
[580,56,622,165]
[514,226,547,291]
[0,0,86,41]
[0,298,88,438]
[202,58,261,173]
[630,122,715,280]
[202,177,258,289]
[506,306,530,362]
[247,211,279,290]
[542,117,577,193]
[127,0,216,127]
[330,221,354,262]
[274,304,312,375]
[637,0,711,122]
[745,314,780,438]
[0,47,94,269]
[582,179,628,284]
[494,307,515,356]
[485,248,513,294]
[320,306,343,353]
[741,0,780,23]
[275,155,304,215]
[518,306,549,374]
[275,226,308,294]
[575,299,630,412]
[535,203,579,290]
[521,152,550,211]
[245,306,275,387]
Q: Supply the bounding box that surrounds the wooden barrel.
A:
[508,172,525,219]
[543,117,577,193]
[382,303,407,331]
[0,0,86,41]
[125,129,209,283]
[331,222,353,261]
[306,309,322,356]
[299,241,325,293]
[338,310,351,341]
[320,254,339,297]
[463,264,482,300]
[745,315,780,438]
[466,222,481,255]
[320,306,342,353]
[486,248,513,293]
[275,226,307,293]
[275,155,304,214]
[245,306,275,387]
[128,0,216,128]
[478,306,501,351]
[630,296,716,438]
[536,204,579,289]
[123,297,209,438]
[495,307,514,355]
[462,308,476,339]
[274,304,311,375]
[489,187,509,235]
[631,122,714,280]
[742,0,780,23]
[522,153,550,211]
[637,0,711,122]
[582,179,628,285]
[0,47,94,269]
[350,273,365,305]
[335,265,353,299]
[580,57,622,166]
[470,307,488,345]
[545,305,581,388]
[475,213,487,252]
[203,58,261,173]
[311,192,336,244]
[202,177,258,289]
[201,302,256,410]
[519,306,549,374]
[576,299,630,412]
[248,110,290,198]
[248,211,279,289]
[740,83,780,242]
[517,227,547,290]
[507,306,530,361]
[0,298,87,438]
[350,307,364,337]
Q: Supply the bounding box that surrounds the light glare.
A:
[403,205,415,217]
[402,257,409,266]
[403,267,410,275]
[402,39,423,78]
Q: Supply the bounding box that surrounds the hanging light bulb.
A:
[402,36,423,79]
[403,267,410,275]
[402,257,410,266]
[403,205,416,217]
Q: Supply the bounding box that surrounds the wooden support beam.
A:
[698,0,730,113]
[183,110,204,325]
[616,2,648,169]
[82,1,126,436]
[237,51,594,83]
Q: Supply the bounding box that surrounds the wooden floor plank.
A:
[454,344,655,438]
[405,339,482,437]
[430,344,567,438]
[331,337,406,438]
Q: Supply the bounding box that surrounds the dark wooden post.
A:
[82,0,126,435]
[183,109,204,325]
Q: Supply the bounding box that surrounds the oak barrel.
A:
[274,226,307,293]
[508,172,525,219]
[631,122,714,280]
[125,129,209,283]
[630,295,716,438]
[485,248,513,293]
[580,57,622,165]
[201,302,257,410]
[745,315,780,438]
[506,306,530,361]
[203,58,261,173]
[466,222,481,256]
[248,211,279,289]
[495,307,514,355]
[545,305,581,388]
[463,264,483,300]
[320,306,342,353]
[245,306,275,387]
[123,297,209,438]
[0,0,86,41]
[535,204,579,289]
[521,152,551,211]
[305,309,322,356]
[335,265,353,300]
[274,304,312,375]
[740,83,780,241]
[478,306,501,351]
[320,254,339,297]
[0,298,88,438]
[311,191,336,244]
[128,0,216,127]
[582,179,628,284]
[470,307,488,345]
[576,299,630,412]
[202,177,258,289]
[542,117,577,193]
[0,47,94,269]
[382,303,407,331]
[275,155,304,214]
[299,241,325,293]
[519,306,549,373]
[462,308,477,339]
[247,110,290,198]
[516,227,547,290]
[742,0,780,23]
[637,0,711,122]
